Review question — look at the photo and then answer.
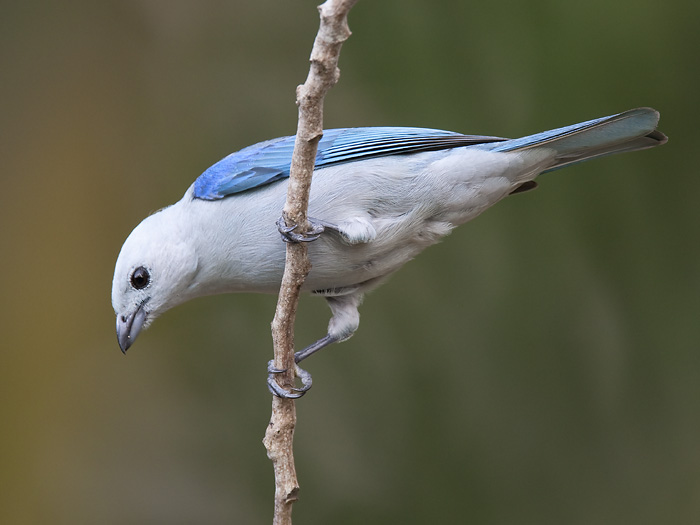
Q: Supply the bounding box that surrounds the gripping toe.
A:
[267,361,313,398]
[276,216,325,243]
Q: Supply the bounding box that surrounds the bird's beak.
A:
[116,302,147,353]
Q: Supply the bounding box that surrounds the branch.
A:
[263,1,358,524]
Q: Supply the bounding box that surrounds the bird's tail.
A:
[493,107,667,173]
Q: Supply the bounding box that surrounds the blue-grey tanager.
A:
[112,107,666,397]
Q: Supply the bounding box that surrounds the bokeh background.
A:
[2,1,698,523]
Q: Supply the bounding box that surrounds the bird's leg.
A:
[294,334,338,363]
[267,293,363,398]
[276,216,325,243]
[310,216,376,244]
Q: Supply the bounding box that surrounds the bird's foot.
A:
[276,216,325,243]
[267,360,313,398]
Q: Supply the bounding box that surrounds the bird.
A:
[112,107,666,397]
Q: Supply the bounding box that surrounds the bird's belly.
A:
[304,216,452,293]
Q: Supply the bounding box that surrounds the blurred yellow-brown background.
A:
[2,1,699,523]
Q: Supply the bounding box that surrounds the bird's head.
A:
[112,206,199,353]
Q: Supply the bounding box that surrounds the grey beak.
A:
[117,302,147,353]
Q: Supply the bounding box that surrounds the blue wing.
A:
[193,127,505,200]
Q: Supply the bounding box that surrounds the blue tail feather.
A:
[490,107,667,172]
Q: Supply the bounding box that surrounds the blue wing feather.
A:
[193,109,663,201]
[193,127,505,200]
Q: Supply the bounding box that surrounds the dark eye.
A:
[130,266,151,290]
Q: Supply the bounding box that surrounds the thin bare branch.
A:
[263,1,358,524]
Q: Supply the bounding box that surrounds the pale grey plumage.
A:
[112,108,666,396]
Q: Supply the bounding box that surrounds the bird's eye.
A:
[130,266,151,290]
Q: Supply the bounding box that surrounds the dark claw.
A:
[267,360,286,375]
[267,360,313,398]
[276,216,325,243]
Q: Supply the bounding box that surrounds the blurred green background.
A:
[1,1,698,523]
